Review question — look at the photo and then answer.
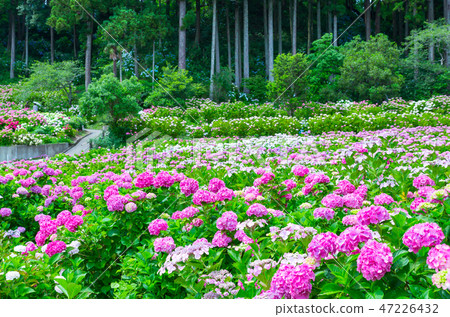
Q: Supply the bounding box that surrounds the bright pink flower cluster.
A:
[336,225,372,255]
[313,207,335,221]
[208,178,226,193]
[45,240,67,257]
[154,237,176,253]
[374,193,395,205]
[153,171,175,188]
[234,230,253,244]
[172,206,199,220]
[305,173,330,185]
[0,207,12,217]
[246,203,268,217]
[269,264,315,299]
[354,185,368,199]
[106,195,129,212]
[216,211,238,231]
[282,179,297,191]
[179,178,199,196]
[342,215,359,226]
[334,180,355,195]
[292,165,310,177]
[125,202,137,213]
[427,244,450,272]
[215,187,235,201]
[357,240,392,281]
[342,193,363,209]
[192,190,216,205]
[410,197,426,211]
[418,186,435,198]
[413,174,435,189]
[65,215,83,232]
[356,206,390,225]
[148,219,169,236]
[56,210,72,226]
[135,172,154,188]
[403,222,445,253]
[321,194,344,208]
[307,232,338,260]
[212,231,232,247]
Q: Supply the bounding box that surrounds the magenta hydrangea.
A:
[208,178,226,193]
[55,210,72,226]
[418,186,435,198]
[40,220,58,236]
[292,165,310,177]
[246,203,268,217]
[374,193,395,205]
[307,232,338,260]
[215,187,235,202]
[356,205,390,225]
[336,225,373,255]
[313,207,335,221]
[216,211,238,231]
[135,172,154,188]
[282,179,297,191]
[192,190,216,205]
[106,195,128,212]
[410,197,426,212]
[403,222,445,253]
[212,231,232,247]
[172,206,199,220]
[321,194,344,209]
[153,171,175,188]
[357,240,392,281]
[0,208,12,217]
[342,193,364,209]
[148,219,169,236]
[179,178,199,196]
[334,180,355,195]
[354,184,368,199]
[65,215,84,232]
[154,237,176,253]
[413,174,435,189]
[427,244,450,272]
[234,230,254,244]
[269,264,315,299]
[45,240,67,257]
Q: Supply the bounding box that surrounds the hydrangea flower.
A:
[65,216,83,232]
[215,187,235,202]
[192,190,216,205]
[45,240,67,257]
[148,219,169,236]
[106,195,128,212]
[313,207,335,221]
[412,174,435,189]
[216,211,238,231]
[154,237,176,253]
[403,222,444,253]
[307,232,338,260]
[432,270,450,290]
[356,205,390,225]
[179,178,199,196]
[172,206,199,220]
[0,208,12,217]
[282,179,297,191]
[208,178,226,193]
[125,202,137,213]
[5,271,20,281]
[427,244,450,272]
[292,165,310,177]
[234,230,254,244]
[153,171,175,188]
[212,231,232,247]
[342,193,363,209]
[246,203,268,217]
[321,194,344,209]
[374,193,395,205]
[269,264,315,299]
[357,240,392,281]
[334,180,355,195]
[336,225,373,255]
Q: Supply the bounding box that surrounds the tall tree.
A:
[446,0,450,67]
[292,0,297,54]
[428,0,435,62]
[264,0,269,77]
[243,0,249,91]
[278,0,282,54]
[235,1,241,87]
[307,0,312,54]
[364,0,371,41]
[226,3,231,70]
[375,0,381,35]
[317,0,321,39]
[333,0,337,46]
[10,2,16,79]
[194,0,201,45]
[268,0,274,81]
[178,0,187,69]
[210,0,217,98]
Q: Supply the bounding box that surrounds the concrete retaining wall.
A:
[0,143,70,162]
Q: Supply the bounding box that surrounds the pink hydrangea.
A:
[336,225,373,255]
[342,215,359,226]
[321,194,344,209]
[172,206,199,220]
[154,237,176,253]
[313,207,335,221]
[307,232,338,260]
[403,222,445,253]
[148,219,169,236]
[212,231,232,247]
[191,218,204,227]
[179,178,199,196]
[192,190,216,205]
[135,172,154,188]
[427,244,450,272]
[23,242,37,255]
[418,186,435,198]
[334,180,355,195]
[269,264,315,299]
[65,215,84,232]
[45,240,67,257]
[305,173,330,185]
[234,230,254,244]
[292,165,310,177]
[342,193,363,209]
[413,174,435,189]
[216,211,238,231]
[0,208,12,217]
[55,210,72,226]
[131,190,147,201]
[103,185,119,200]
[282,179,297,191]
[246,203,268,217]
[357,240,392,281]
[153,171,175,188]
[374,193,395,205]
[208,178,226,193]
[106,195,128,212]
[356,206,390,225]
[302,184,314,195]
[40,220,58,236]
[410,197,426,212]
[215,187,235,202]
[125,202,137,213]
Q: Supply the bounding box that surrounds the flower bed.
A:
[1,125,450,299]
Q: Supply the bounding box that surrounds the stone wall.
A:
[0,143,70,162]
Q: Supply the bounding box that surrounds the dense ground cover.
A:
[1,125,450,299]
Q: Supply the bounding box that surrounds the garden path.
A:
[64,129,103,156]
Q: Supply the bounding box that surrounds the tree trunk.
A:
[10,10,15,79]
[292,0,297,54]
[428,0,434,62]
[404,0,409,37]
[364,0,371,41]
[399,7,404,43]
[226,4,232,70]
[25,24,28,66]
[278,0,282,54]
[152,41,156,83]
[317,0,321,39]
[215,12,220,74]
[120,53,123,82]
[195,0,201,46]
[327,0,332,34]
[178,0,187,70]
[413,5,418,80]
[307,0,312,54]
[113,46,118,78]
[333,8,337,46]
[50,26,55,64]
[85,21,93,91]
[445,0,449,67]
[268,0,274,81]
[264,0,269,77]
[375,1,381,34]
[134,42,139,78]
[235,3,241,87]
[73,25,77,59]
[243,0,250,92]
[210,0,217,98]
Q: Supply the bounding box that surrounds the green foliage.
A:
[338,34,404,103]
[212,68,234,102]
[242,75,268,102]
[79,74,142,127]
[144,66,206,108]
